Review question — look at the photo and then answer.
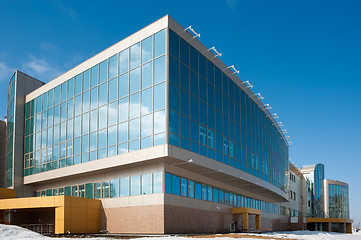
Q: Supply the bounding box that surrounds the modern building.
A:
[0,15,352,234]
[300,164,352,233]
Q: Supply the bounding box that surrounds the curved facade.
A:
[326,180,349,219]
[168,29,289,191]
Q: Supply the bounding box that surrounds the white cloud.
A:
[227,0,238,9]
[0,62,13,82]
[39,41,57,51]
[22,55,63,82]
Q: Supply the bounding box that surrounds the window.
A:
[120,177,129,196]
[181,178,187,197]
[142,174,152,194]
[172,175,180,195]
[131,175,141,196]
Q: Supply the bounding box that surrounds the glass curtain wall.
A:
[168,29,288,190]
[313,164,324,217]
[24,29,166,176]
[328,184,349,219]
[6,74,16,187]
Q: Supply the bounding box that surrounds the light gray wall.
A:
[10,70,44,196]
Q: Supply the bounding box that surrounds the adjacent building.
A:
[300,164,351,233]
[0,15,352,234]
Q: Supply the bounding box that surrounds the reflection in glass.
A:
[142,174,152,194]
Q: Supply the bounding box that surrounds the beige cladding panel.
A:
[25,144,168,185]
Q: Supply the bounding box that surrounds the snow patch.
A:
[0,224,360,240]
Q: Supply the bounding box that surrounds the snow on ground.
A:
[1,224,361,240]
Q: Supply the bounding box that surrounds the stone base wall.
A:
[102,204,305,234]
[102,205,164,234]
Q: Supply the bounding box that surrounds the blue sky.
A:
[1,0,360,225]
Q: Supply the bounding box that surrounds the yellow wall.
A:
[0,196,101,234]
[0,188,16,199]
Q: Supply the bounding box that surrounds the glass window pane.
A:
[65,186,71,196]
[181,178,187,197]
[169,30,179,59]
[141,136,152,149]
[108,125,117,147]
[200,125,207,145]
[68,78,74,99]
[169,57,179,85]
[75,74,82,96]
[108,78,118,103]
[119,49,129,74]
[89,132,97,151]
[98,105,107,129]
[153,172,162,193]
[195,182,201,199]
[110,179,119,198]
[119,97,128,123]
[90,87,98,110]
[74,95,82,116]
[91,65,99,87]
[169,110,179,135]
[130,93,140,119]
[90,109,98,132]
[98,129,107,149]
[172,175,180,195]
[130,43,141,69]
[169,83,179,112]
[213,188,219,203]
[130,175,141,196]
[141,61,153,89]
[141,114,153,138]
[94,182,101,199]
[54,86,60,105]
[61,82,67,102]
[85,183,93,198]
[142,36,153,63]
[180,37,189,66]
[108,101,118,126]
[99,60,108,83]
[82,134,89,153]
[154,56,165,84]
[154,110,165,134]
[102,181,109,198]
[165,172,172,194]
[82,91,90,113]
[109,54,118,79]
[154,29,165,58]
[48,89,54,108]
[83,69,90,91]
[118,122,128,144]
[154,83,165,111]
[42,92,48,111]
[118,73,129,99]
[180,115,190,139]
[142,174,152,194]
[99,83,107,106]
[141,87,152,115]
[188,180,194,198]
[120,177,129,196]
[72,185,78,197]
[129,118,140,140]
[202,184,207,200]
[130,67,140,94]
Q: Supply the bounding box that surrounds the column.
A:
[256,215,261,230]
[242,213,249,231]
